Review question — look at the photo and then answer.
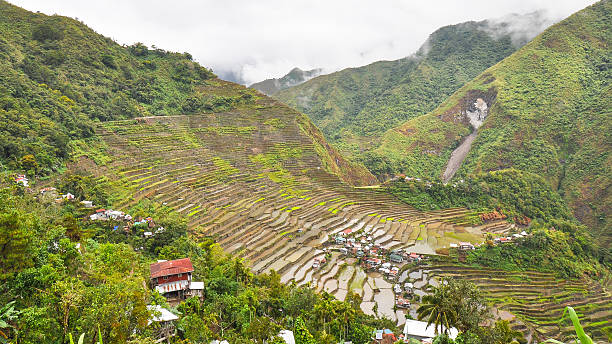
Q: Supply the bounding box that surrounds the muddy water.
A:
[374,288,396,321]
[360,301,376,316]
[324,279,338,293]
[362,278,374,301]
[350,267,367,295]
[338,265,355,290]
[442,131,477,183]
[406,239,437,255]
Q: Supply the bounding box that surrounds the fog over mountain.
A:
[9,0,598,85]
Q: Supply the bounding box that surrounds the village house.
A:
[459,242,475,250]
[408,252,422,262]
[389,252,404,263]
[312,257,326,269]
[14,174,29,187]
[395,296,410,309]
[89,208,132,221]
[148,304,178,342]
[150,258,204,305]
[403,319,458,342]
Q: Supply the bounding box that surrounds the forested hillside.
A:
[275,13,549,165]
[377,0,611,242]
[0,0,374,185]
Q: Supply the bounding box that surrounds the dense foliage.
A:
[386,169,573,222]
[276,17,531,172]
[376,0,612,242]
[387,169,610,276]
[0,180,394,343]
[0,0,258,175]
[466,220,610,278]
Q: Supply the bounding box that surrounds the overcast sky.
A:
[9,0,598,85]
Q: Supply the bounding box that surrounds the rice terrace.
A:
[72,82,610,341]
[1,0,610,343]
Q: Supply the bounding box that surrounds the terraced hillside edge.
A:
[0,0,225,174]
[0,0,375,187]
[418,262,612,342]
[377,0,612,241]
[275,12,552,174]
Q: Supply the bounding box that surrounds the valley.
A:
[0,0,609,342]
[70,87,610,341]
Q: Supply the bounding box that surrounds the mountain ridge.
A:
[376,0,611,241]
[0,0,375,186]
[275,12,554,168]
[250,67,323,95]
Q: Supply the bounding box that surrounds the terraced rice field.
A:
[423,263,612,342]
[82,96,522,328]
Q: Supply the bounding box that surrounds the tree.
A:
[0,205,34,279]
[20,154,38,175]
[417,280,457,335]
[446,278,490,333]
[32,22,64,42]
[294,316,316,344]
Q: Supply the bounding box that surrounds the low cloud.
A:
[10,0,599,85]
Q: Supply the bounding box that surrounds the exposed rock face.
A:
[442,97,490,182]
[466,98,489,129]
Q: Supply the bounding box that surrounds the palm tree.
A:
[416,282,456,335]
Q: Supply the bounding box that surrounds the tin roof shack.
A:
[459,242,475,251]
[150,258,203,305]
[148,305,178,342]
[14,174,29,187]
[389,252,404,263]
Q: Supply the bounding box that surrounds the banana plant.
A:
[542,306,593,344]
[67,325,102,344]
[68,333,85,344]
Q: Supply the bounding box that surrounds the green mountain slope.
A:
[250,67,322,95]
[275,13,548,162]
[0,0,374,185]
[377,0,611,241]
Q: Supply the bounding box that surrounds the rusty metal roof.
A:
[150,258,194,279]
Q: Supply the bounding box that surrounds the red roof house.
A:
[150,258,194,280]
[150,258,201,304]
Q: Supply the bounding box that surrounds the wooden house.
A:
[150,258,202,304]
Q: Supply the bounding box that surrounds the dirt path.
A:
[442,131,477,183]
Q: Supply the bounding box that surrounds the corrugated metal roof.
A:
[150,258,194,278]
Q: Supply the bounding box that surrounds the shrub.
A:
[32,22,64,42]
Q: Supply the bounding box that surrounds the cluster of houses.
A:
[394,282,414,309]
[88,209,167,238]
[449,231,529,252]
[147,257,205,341]
[329,230,426,282]
[89,208,133,221]
[371,319,460,344]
